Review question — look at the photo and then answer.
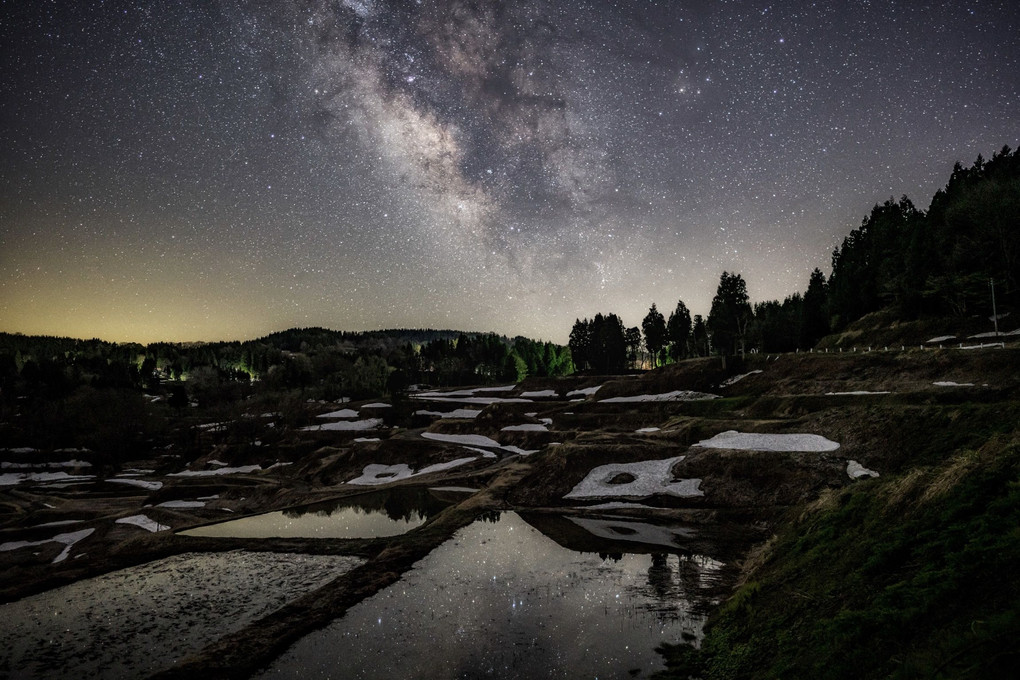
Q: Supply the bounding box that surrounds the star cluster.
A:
[1,1,1017,343]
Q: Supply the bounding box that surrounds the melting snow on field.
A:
[846,460,880,479]
[347,457,478,485]
[412,396,533,404]
[520,389,558,398]
[1,460,92,469]
[825,391,890,396]
[719,370,763,387]
[414,408,482,419]
[116,515,169,532]
[414,385,516,399]
[460,446,499,459]
[0,472,95,487]
[636,427,661,433]
[565,457,703,500]
[500,423,548,432]
[317,408,359,419]
[0,527,95,563]
[168,465,262,477]
[300,418,383,432]
[568,516,695,549]
[106,478,163,490]
[692,430,839,452]
[933,381,975,387]
[154,500,207,509]
[600,390,719,403]
[422,432,537,455]
[566,385,603,397]
[422,432,501,447]
[927,335,955,343]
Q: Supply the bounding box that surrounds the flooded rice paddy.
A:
[0,551,363,679]
[180,486,453,539]
[257,512,720,679]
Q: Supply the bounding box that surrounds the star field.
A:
[1,1,1017,343]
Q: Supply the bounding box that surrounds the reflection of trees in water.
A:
[477,510,502,524]
[280,488,449,522]
[631,552,718,624]
[647,553,672,602]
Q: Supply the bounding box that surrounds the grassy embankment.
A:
[655,372,1020,678]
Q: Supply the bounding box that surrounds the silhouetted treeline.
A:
[0,328,572,407]
[829,146,1019,328]
[566,147,1018,362]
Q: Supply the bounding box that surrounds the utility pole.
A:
[991,278,999,336]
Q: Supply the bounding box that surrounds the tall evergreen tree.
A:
[642,303,667,367]
[625,326,642,370]
[801,268,830,347]
[691,315,708,357]
[568,319,592,372]
[708,271,752,356]
[666,300,692,362]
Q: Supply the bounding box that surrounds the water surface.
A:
[258,512,720,679]
[181,486,450,539]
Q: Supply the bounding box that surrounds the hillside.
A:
[2,343,1017,678]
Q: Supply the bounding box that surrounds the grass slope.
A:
[656,431,1020,679]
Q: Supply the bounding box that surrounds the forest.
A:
[571,146,1018,370]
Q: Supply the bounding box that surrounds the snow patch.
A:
[566,385,603,397]
[520,389,557,398]
[460,446,499,459]
[825,390,890,396]
[347,457,478,485]
[0,528,95,563]
[499,445,539,456]
[422,432,501,448]
[500,423,548,432]
[565,457,703,500]
[317,408,359,419]
[116,515,170,532]
[692,430,839,452]
[0,472,95,487]
[155,500,207,509]
[413,408,482,419]
[106,478,163,491]
[300,418,383,431]
[600,390,719,403]
[1,460,92,470]
[168,465,262,477]
[636,427,661,433]
[719,370,763,387]
[411,396,532,404]
[926,335,955,343]
[847,460,880,479]
[933,381,975,387]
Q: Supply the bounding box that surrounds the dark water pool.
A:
[256,512,724,679]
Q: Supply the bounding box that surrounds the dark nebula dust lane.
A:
[1,1,1017,342]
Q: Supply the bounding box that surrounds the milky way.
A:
[1,1,1017,343]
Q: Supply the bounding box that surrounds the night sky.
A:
[2,1,1017,344]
